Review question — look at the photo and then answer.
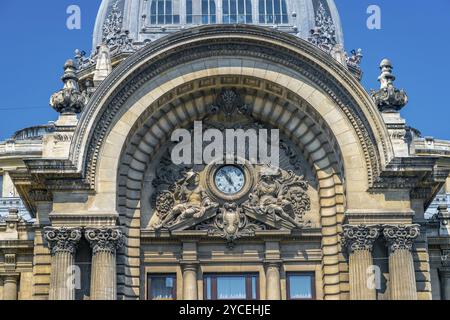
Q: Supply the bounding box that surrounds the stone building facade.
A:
[0,0,450,300]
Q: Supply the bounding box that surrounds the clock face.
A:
[214,166,246,195]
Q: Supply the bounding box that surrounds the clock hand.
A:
[224,172,235,187]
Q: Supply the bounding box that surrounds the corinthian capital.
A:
[341,225,380,253]
[85,227,124,255]
[383,224,420,253]
[44,227,82,255]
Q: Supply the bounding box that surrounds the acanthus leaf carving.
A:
[341,225,380,253]
[85,227,124,255]
[383,224,420,253]
[44,227,82,255]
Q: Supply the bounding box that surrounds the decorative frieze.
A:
[85,227,124,254]
[44,227,82,255]
[383,224,420,253]
[342,225,380,253]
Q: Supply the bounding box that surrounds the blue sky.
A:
[0,0,448,140]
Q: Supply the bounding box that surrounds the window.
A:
[148,274,177,300]
[286,273,315,300]
[223,0,252,24]
[0,174,3,197]
[202,0,216,23]
[186,0,216,24]
[149,0,180,24]
[204,274,259,300]
[258,0,288,24]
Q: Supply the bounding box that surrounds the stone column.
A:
[85,227,124,300]
[383,225,420,300]
[439,268,450,300]
[265,262,281,300]
[3,274,19,300]
[44,227,82,300]
[182,263,198,300]
[342,225,380,300]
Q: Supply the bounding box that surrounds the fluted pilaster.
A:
[85,227,123,300]
[44,227,82,300]
[342,225,380,300]
[383,225,420,300]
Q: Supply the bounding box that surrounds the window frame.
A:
[147,273,178,300]
[149,0,181,25]
[204,273,260,300]
[286,272,316,300]
[258,0,288,24]
[222,0,252,24]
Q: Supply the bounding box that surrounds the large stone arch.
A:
[115,77,347,299]
[67,25,395,300]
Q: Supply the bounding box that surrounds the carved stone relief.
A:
[145,103,317,244]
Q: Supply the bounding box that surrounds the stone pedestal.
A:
[342,225,380,300]
[85,227,123,300]
[182,263,198,300]
[265,262,281,300]
[3,274,19,300]
[44,227,82,300]
[383,225,420,300]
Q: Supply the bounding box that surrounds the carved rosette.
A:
[383,225,420,253]
[44,227,82,256]
[341,225,380,253]
[85,227,124,255]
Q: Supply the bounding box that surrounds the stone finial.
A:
[93,44,112,85]
[49,60,85,114]
[371,59,408,113]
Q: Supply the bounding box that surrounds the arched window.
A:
[149,0,180,24]
[186,0,216,24]
[223,0,252,24]
[258,0,288,24]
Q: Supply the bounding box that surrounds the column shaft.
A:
[389,249,417,300]
[49,251,76,300]
[265,264,281,300]
[349,250,376,300]
[85,227,123,300]
[342,225,380,300]
[383,224,420,300]
[440,270,450,300]
[182,265,198,300]
[3,275,18,300]
[90,249,117,300]
[44,227,81,301]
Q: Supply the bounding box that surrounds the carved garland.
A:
[75,30,385,189]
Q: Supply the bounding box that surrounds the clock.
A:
[214,165,246,195]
